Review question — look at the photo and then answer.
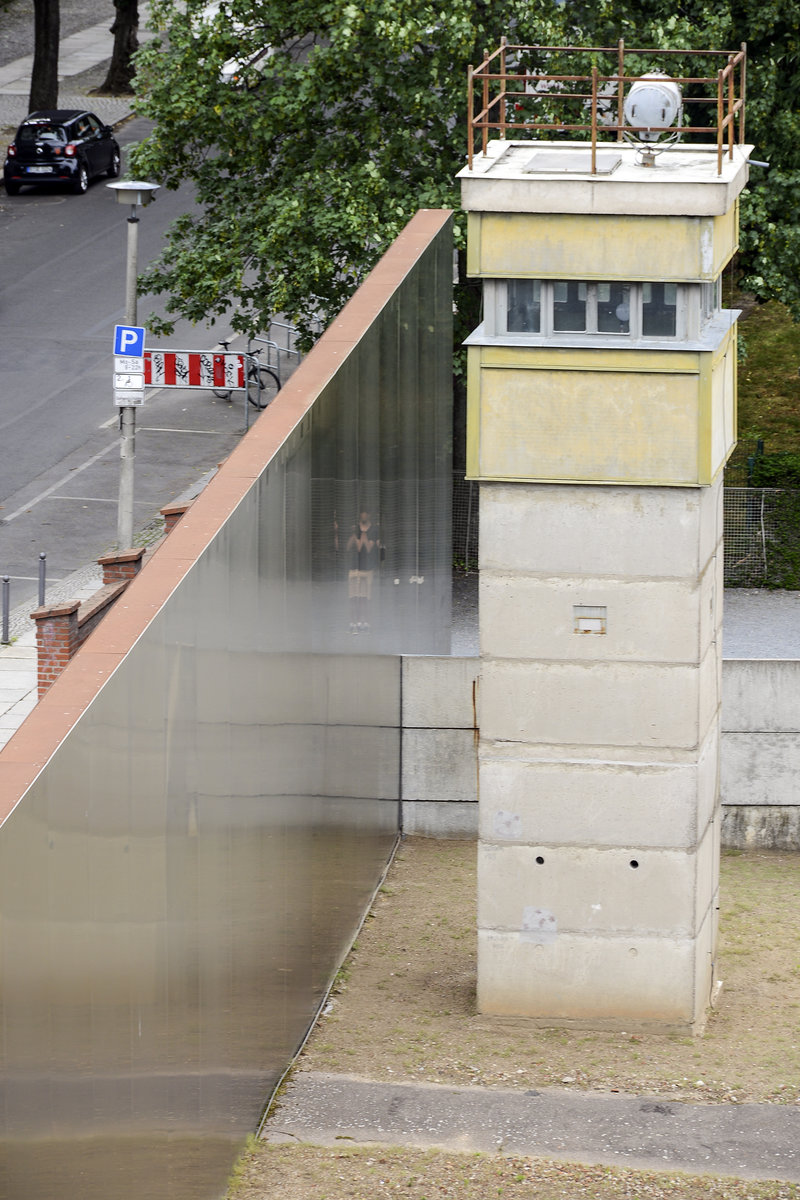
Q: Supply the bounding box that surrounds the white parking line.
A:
[138,426,232,434]
[2,442,117,524]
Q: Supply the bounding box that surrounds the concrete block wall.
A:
[400,655,479,838]
[721,659,800,848]
[400,654,800,852]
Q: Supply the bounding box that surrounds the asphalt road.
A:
[0,118,249,611]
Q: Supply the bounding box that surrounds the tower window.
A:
[642,282,678,336]
[553,281,587,331]
[507,280,541,332]
[486,279,719,342]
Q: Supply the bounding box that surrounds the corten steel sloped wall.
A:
[0,211,453,1200]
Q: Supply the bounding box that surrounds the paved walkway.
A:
[266,1071,800,1183]
[0,563,102,751]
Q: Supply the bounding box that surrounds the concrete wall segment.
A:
[721,732,800,807]
[479,572,716,665]
[479,481,722,580]
[478,841,703,938]
[722,659,800,731]
[722,805,800,849]
[401,800,478,839]
[401,655,479,728]
[476,928,700,1027]
[478,736,719,850]
[402,728,477,803]
[479,653,718,750]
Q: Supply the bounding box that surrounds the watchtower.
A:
[459,44,749,1030]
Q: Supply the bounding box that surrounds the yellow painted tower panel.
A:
[468,211,738,281]
[479,345,699,374]
[712,204,739,278]
[471,357,705,484]
[710,326,738,476]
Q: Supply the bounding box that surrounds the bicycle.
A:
[212,339,281,408]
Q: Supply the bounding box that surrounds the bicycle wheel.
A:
[212,387,232,400]
[248,367,281,409]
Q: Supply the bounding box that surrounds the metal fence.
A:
[452,476,800,589]
[452,473,479,570]
[724,487,800,588]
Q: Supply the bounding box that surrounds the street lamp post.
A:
[106,180,159,550]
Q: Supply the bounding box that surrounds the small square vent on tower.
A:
[522,149,622,175]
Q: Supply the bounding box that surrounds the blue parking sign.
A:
[114,324,145,357]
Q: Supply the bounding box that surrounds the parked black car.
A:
[3,110,121,196]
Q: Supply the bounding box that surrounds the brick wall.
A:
[32,602,80,699]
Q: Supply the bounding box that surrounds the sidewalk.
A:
[0,10,148,132]
[0,562,103,751]
[266,1071,800,1181]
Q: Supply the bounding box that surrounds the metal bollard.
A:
[1,576,9,645]
[38,552,46,607]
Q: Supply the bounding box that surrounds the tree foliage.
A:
[130,0,800,346]
[130,0,548,344]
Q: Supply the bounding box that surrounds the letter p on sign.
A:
[114,324,146,357]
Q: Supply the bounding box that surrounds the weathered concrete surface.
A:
[721,658,800,846]
[266,1072,800,1182]
[722,805,800,850]
[400,656,479,837]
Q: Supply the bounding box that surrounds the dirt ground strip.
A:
[228,839,800,1199]
[230,1143,800,1200]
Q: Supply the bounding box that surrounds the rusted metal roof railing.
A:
[467,39,747,175]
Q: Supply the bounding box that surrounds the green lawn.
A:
[734,293,800,459]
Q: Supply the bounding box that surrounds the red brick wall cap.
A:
[97,549,145,567]
[31,601,80,620]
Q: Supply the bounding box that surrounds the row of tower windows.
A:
[483,279,722,342]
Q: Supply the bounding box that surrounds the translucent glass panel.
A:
[0,215,453,1200]
[643,282,678,336]
[553,280,587,331]
[507,280,541,332]
[597,282,631,333]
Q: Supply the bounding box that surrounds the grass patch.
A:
[734,292,800,458]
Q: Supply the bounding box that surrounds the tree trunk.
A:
[29,0,60,112]
[98,0,139,95]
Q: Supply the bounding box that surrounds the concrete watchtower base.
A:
[476,478,723,1032]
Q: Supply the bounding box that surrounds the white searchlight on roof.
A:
[623,73,683,165]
